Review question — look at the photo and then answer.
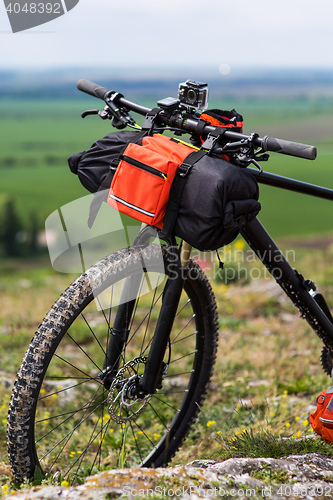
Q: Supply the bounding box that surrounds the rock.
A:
[6,454,333,500]
[187,459,217,468]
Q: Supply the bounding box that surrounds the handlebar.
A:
[77,79,317,161]
[77,79,113,101]
[261,136,316,161]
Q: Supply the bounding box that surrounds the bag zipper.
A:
[122,155,167,180]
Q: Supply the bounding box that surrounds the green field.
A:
[1,96,333,238]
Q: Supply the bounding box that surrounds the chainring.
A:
[107,356,151,424]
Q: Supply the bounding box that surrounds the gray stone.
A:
[6,454,333,500]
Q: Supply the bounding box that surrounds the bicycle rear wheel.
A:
[8,244,218,484]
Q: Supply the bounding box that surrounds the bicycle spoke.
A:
[169,351,197,364]
[129,419,144,463]
[151,395,180,414]
[37,387,105,445]
[35,403,102,424]
[171,315,196,344]
[38,377,100,402]
[62,418,111,483]
[128,276,147,332]
[67,416,109,481]
[147,401,169,430]
[131,419,156,449]
[42,395,108,467]
[164,371,194,377]
[171,331,197,345]
[42,376,90,380]
[140,278,160,355]
[126,288,164,347]
[90,417,112,474]
[66,331,103,372]
[81,313,107,356]
[53,353,99,380]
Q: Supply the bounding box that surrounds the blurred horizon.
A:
[2,65,333,99]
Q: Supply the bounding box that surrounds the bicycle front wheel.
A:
[8,244,218,484]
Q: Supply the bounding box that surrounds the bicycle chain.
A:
[107,356,152,424]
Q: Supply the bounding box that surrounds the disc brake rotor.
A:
[107,356,151,424]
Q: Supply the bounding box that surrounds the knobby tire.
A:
[7,244,218,484]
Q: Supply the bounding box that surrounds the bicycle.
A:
[7,79,333,485]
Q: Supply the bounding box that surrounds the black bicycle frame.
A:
[102,170,333,394]
[241,171,333,350]
[249,168,333,201]
[241,217,333,348]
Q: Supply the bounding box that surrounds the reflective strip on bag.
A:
[109,193,155,218]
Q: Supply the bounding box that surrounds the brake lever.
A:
[81,109,99,118]
[81,107,111,120]
[249,158,263,173]
[232,151,269,173]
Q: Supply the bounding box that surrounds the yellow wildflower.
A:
[234,240,245,251]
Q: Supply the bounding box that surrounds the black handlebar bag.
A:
[68,131,261,252]
[163,152,261,251]
[68,131,139,193]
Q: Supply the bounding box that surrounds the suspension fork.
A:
[100,278,139,388]
[241,217,333,349]
[101,225,191,393]
[101,226,161,388]
[139,242,192,395]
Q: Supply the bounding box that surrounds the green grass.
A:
[213,428,333,462]
[0,166,87,225]
[257,152,333,238]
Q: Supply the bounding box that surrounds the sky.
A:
[1,0,333,72]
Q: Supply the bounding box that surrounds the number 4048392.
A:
[5,3,61,14]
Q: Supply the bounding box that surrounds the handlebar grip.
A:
[262,136,317,160]
[77,79,112,100]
